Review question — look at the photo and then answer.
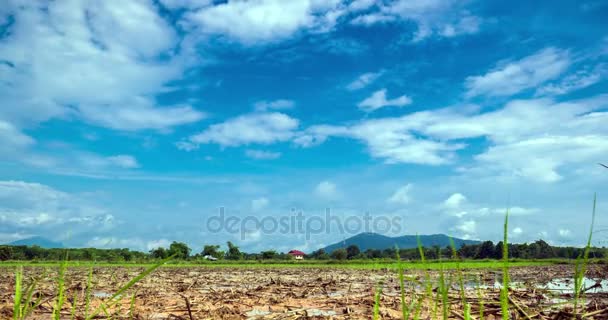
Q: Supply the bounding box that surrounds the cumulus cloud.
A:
[297,94,608,180]
[465,48,571,97]
[387,184,412,204]
[182,0,345,44]
[357,89,412,112]
[0,1,204,131]
[0,180,114,233]
[181,112,299,148]
[453,220,476,238]
[444,193,467,209]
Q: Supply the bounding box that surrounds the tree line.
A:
[0,239,605,262]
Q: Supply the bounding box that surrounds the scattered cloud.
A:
[387,184,412,204]
[0,180,114,233]
[315,180,338,199]
[254,99,295,111]
[346,71,383,91]
[182,112,299,149]
[298,94,608,179]
[536,63,607,96]
[558,229,572,238]
[0,1,204,131]
[352,0,481,41]
[251,197,270,212]
[182,0,346,44]
[357,89,412,112]
[465,48,571,98]
[245,149,282,160]
[444,193,467,209]
[105,155,140,169]
[453,220,476,237]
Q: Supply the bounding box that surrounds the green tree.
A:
[168,241,191,259]
[225,241,242,260]
[149,247,168,259]
[260,250,278,259]
[202,245,223,259]
[346,245,360,259]
[475,241,495,259]
[310,249,330,260]
[331,248,347,260]
[0,246,12,261]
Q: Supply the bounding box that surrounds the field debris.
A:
[0,264,607,319]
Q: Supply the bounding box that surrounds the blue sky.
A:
[1,0,607,253]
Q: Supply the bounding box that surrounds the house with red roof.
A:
[288,250,305,260]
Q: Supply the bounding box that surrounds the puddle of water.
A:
[93,291,112,298]
[539,277,608,294]
[245,309,271,318]
[463,280,524,290]
[306,309,337,317]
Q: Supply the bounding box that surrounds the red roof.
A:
[288,250,305,256]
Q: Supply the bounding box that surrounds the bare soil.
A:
[0,264,607,319]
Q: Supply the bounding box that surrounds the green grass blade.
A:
[573,193,596,316]
[373,281,383,320]
[500,209,510,320]
[86,255,173,320]
[13,267,22,320]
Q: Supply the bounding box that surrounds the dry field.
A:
[1,264,607,319]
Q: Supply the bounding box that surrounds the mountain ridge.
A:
[322,233,480,253]
[6,236,64,249]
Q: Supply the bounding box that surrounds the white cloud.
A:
[346,71,383,90]
[476,135,608,182]
[183,112,299,148]
[0,120,35,158]
[315,180,338,199]
[0,180,112,231]
[245,150,282,160]
[444,193,467,209]
[512,227,523,236]
[147,239,172,250]
[298,94,608,179]
[352,0,481,41]
[439,15,480,38]
[254,99,295,111]
[465,48,571,97]
[454,220,476,236]
[351,13,395,26]
[106,155,140,169]
[387,184,412,204]
[348,0,376,11]
[536,63,607,96]
[0,1,204,131]
[160,0,212,10]
[558,229,572,238]
[182,0,345,44]
[251,197,270,212]
[358,89,412,112]
[77,102,205,131]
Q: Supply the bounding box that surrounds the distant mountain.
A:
[323,233,479,253]
[6,236,64,248]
